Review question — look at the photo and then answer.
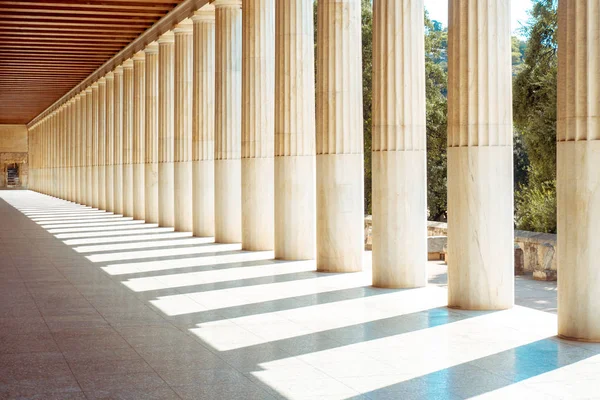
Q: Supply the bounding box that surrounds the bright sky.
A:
[424,0,533,36]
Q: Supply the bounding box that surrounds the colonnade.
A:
[26,0,600,341]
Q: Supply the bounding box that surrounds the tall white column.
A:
[133,51,146,221]
[113,66,124,215]
[98,78,107,211]
[105,72,115,212]
[158,32,176,227]
[174,19,194,232]
[316,0,364,272]
[447,0,514,310]
[214,0,242,243]
[274,0,317,260]
[122,59,135,217]
[85,87,93,206]
[557,0,600,342]
[192,6,216,238]
[372,0,427,288]
[76,94,84,205]
[145,42,160,224]
[241,0,274,250]
[91,83,99,208]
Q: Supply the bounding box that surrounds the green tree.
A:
[425,12,448,221]
[513,0,558,233]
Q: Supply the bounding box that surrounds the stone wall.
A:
[364,217,557,281]
[0,125,28,188]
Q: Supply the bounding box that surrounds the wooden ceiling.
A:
[0,0,185,125]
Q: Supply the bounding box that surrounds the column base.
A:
[192,160,215,237]
[316,153,363,273]
[145,162,159,224]
[98,166,106,211]
[133,163,145,221]
[174,160,193,232]
[158,162,175,227]
[113,164,123,215]
[123,164,134,217]
[242,157,274,251]
[274,155,316,261]
[372,150,427,288]
[106,166,114,212]
[447,146,514,310]
[557,141,600,341]
[215,159,242,244]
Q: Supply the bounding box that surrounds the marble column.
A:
[241,0,274,250]
[557,0,600,342]
[114,66,124,216]
[105,72,115,212]
[133,51,146,221]
[214,0,242,243]
[158,32,176,227]
[174,19,194,232]
[447,0,514,310]
[274,0,317,260]
[316,0,364,272]
[98,78,107,211]
[122,59,135,217]
[91,83,99,208]
[371,0,427,288]
[82,89,90,205]
[86,86,94,206]
[145,42,160,224]
[76,94,84,205]
[192,6,216,238]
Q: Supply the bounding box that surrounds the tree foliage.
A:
[424,12,448,221]
[513,0,558,233]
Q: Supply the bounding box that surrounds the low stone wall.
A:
[364,217,557,281]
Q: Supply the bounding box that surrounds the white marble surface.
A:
[1,190,599,400]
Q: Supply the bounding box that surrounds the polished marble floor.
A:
[0,190,598,400]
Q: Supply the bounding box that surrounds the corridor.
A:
[0,191,598,399]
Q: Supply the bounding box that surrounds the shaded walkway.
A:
[0,191,599,399]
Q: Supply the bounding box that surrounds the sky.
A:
[424,0,533,37]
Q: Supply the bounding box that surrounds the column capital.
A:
[114,65,124,75]
[98,77,106,85]
[192,4,215,22]
[158,31,175,44]
[122,58,134,69]
[145,41,159,54]
[213,0,241,9]
[174,18,193,34]
[133,50,145,61]
[105,71,114,80]
[85,87,93,94]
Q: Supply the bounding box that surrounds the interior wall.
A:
[0,125,29,188]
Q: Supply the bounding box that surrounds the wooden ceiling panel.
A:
[0,0,185,124]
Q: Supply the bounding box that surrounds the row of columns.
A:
[26,0,600,341]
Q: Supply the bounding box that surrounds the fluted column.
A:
[105,72,115,212]
[91,83,99,208]
[274,0,317,260]
[214,0,242,243]
[158,32,176,227]
[174,20,194,232]
[122,59,135,217]
[66,101,73,201]
[192,6,216,238]
[98,78,107,210]
[114,66,124,215]
[145,42,160,224]
[316,0,364,272]
[371,0,426,288]
[557,0,600,342]
[447,0,514,310]
[241,0,274,250]
[85,88,93,205]
[133,51,146,221]
[76,94,84,205]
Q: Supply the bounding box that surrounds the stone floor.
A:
[0,190,598,400]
